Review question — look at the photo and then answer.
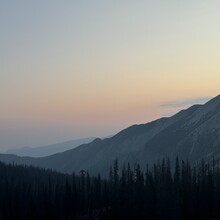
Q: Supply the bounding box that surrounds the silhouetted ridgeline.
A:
[0,158,220,220]
[5,137,96,157]
[1,95,220,176]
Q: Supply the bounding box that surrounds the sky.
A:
[1,1,220,151]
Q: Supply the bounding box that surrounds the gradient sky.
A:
[1,1,220,150]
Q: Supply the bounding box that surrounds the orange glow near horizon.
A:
[1,1,220,149]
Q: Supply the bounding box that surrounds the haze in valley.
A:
[1,1,220,151]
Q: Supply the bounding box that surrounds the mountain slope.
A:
[1,95,220,175]
[5,137,96,157]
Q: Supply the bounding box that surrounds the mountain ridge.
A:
[1,95,220,176]
[5,137,96,157]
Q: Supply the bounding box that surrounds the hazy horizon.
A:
[1,1,220,150]
[0,96,212,151]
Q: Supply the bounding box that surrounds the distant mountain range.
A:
[5,137,96,157]
[1,95,220,176]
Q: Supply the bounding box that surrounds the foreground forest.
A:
[0,158,220,220]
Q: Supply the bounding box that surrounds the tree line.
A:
[0,158,220,219]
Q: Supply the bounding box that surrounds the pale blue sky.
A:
[1,1,220,150]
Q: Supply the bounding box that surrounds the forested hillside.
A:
[0,158,220,219]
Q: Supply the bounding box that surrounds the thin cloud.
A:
[160,97,212,108]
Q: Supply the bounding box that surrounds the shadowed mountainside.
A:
[1,95,220,176]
